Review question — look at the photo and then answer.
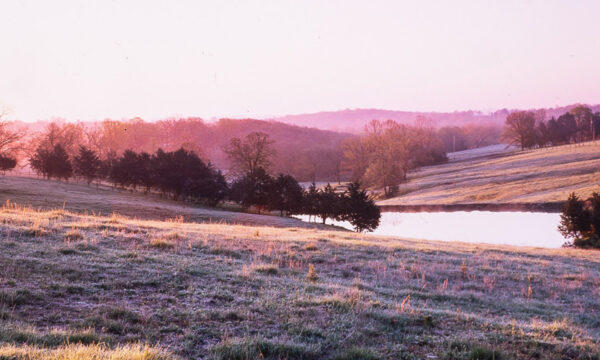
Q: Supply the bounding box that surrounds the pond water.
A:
[296,211,566,248]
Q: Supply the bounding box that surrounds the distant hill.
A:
[15,117,352,182]
[268,104,600,133]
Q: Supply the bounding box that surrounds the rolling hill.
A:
[378,141,600,211]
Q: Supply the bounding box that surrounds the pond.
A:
[296,211,566,248]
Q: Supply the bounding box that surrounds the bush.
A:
[559,192,600,248]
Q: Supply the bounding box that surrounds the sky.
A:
[1,0,599,122]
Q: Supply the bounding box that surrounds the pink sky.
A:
[1,1,599,122]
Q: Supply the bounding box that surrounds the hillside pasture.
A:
[379,141,600,208]
[0,175,327,229]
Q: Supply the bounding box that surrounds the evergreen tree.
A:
[110,150,139,188]
[50,144,72,180]
[303,182,319,222]
[229,167,273,214]
[341,181,381,232]
[316,183,341,224]
[29,146,52,179]
[559,192,592,247]
[30,144,72,180]
[269,174,304,216]
[73,146,101,185]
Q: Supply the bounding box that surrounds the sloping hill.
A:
[379,142,600,210]
[0,176,329,229]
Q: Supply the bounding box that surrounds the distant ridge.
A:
[267,104,600,132]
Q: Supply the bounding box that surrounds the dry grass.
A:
[379,141,600,207]
[0,175,332,229]
[0,200,599,359]
[0,343,172,359]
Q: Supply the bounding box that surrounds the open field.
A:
[0,175,328,230]
[1,200,599,359]
[379,142,600,211]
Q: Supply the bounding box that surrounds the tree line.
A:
[29,145,229,206]
[26,132,381,232]
[502,105,600,150]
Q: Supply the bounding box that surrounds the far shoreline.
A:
[377,201,565,213]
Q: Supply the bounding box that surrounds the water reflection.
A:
[296,211,565,248]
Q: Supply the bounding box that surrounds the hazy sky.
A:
[1,0,599,122]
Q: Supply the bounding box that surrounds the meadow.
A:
[0,175,326,229]
[0,182,599,359]
[379,142,600,210]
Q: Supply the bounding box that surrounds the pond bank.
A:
[378,201,565,213]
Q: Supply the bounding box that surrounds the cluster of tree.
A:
[559,192,600,248]
[230,171,380,232]
[110,148,228,206]
[304,182,381,232]
[341,119,447,197]
[503,106,600,150]
[437,124,501,153]
[224,133,380,231]
[29,144,73,180]
[29,145,228,206]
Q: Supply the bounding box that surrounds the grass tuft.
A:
[149,238,176,250]
[252,264,279,275]
[307,264,317,282]
[212,337,318,360]
[333,347,382,360]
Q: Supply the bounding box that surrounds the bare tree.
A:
[570,105,594,142]
[30,120,86,158]
[501,111,536,150]
[0,107,26,161]
[224,132,276,176]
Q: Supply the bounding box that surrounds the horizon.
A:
[1,1,599,123]
[6,102,600,125]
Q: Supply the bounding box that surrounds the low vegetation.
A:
[0,201,599,359]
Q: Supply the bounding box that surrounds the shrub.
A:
[559,192,600,248]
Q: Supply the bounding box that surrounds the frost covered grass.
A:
[0,200,599,358]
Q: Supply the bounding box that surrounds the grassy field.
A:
[0,175,328,229]
[379,142,600,209]
[1,196,600,359]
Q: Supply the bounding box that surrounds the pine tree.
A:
[73,146,101,185]
[50,144,72,180]
[30,146,52,179]
[559,192,591,246]
[316,183,340,224]
[269,174,304,216]
[342,181,381,232]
